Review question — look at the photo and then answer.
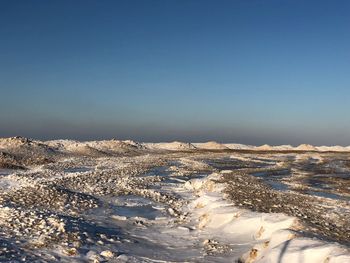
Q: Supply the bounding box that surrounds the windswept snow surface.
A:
[0,137,350,262]
[185,173,350,263]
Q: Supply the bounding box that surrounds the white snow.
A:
[225,143,256,150]
[193,141,229,150]
[1,136,350,262]
[0,136,344,153]
[144,141,196,150]
[184,172,350,263]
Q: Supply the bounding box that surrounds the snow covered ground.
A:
[0,137,349,262]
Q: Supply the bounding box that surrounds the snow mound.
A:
[225,143,350,152]
[0,136,46,150]
[45,139,81,150]
[46,139,144,155]
[187,173,350,263]
[295,144,318,151]
[316,145,348,152]
[224,143,255,150]
[65,144,109,157]
[252,238,350,263]
[271,145,294,151]
[87,139,144,153]
[145,141,196,151]
[193,141,229,150]
[0,137,60,165]
[255,144,295,151]
[255,144,274,151]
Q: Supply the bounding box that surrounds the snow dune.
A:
[144,141,196,150]
[2,137,350,153]
[185,172,350,263]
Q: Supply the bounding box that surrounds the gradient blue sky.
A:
[1,0,350,145]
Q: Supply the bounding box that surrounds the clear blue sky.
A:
[1,0,350,145]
